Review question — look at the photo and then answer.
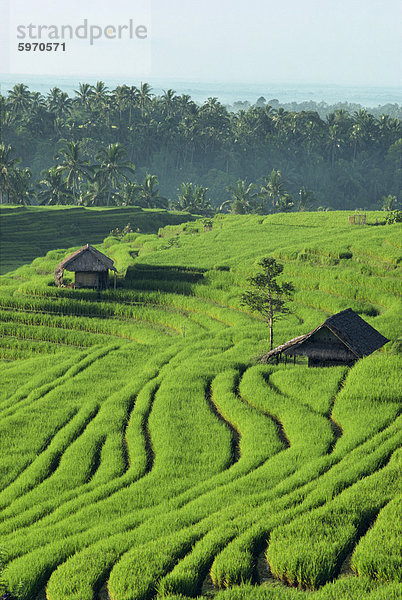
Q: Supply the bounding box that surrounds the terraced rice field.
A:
[0,210,400,600]
[0,206,195,274]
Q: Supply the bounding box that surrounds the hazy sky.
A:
[2,0,401,86]
[151,0,401,86]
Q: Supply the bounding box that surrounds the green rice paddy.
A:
[0,209,400,600]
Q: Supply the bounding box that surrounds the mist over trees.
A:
[0,82,401,211]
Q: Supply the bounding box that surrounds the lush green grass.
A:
[0,205,195,274]
[0,209,400,599]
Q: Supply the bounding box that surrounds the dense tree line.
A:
[0,82,401,211]
[230,96,402,120]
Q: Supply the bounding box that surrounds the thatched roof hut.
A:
[261,309,389,367]
[54,244,117,289]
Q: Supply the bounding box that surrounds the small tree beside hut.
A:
[240,257,294,349]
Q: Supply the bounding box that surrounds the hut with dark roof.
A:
[261,308,389,367]
[54,244,117,290]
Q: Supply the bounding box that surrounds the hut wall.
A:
[75,271,109,289]
[75,272,100,289]
[286,343,355,361]
[284,327,356,363]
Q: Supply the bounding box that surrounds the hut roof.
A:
[261,308,389,362]
[56,244,117,273]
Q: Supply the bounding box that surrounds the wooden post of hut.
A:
[349,214,367,226]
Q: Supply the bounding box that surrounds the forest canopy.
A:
[0,82,401,211]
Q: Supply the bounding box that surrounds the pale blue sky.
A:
[151,0,401,86]
[2,0,402,86]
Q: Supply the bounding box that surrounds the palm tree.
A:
[138,82,153,116]
[7,83,31,118]
[350,123,363,160]
[30,92,46,113]
[47,88,72,122]
[137,174,167,208]
[82,179,111,207]
[0,96,12,129]
[326,125,344,167]
[377,115,401,152]
[272,107,287,134]
[120,181,142,206]
[353,109,378,143]
[92,82,110,122]
[8,167,33,205]
[0,143,20,204]
[125,85,140,124]
[93,81,109,102]
[382,194,398,211]
[38,167,71,205]
[227,179,259,214]
[27,92,48,134]
[55,141,91,203]
[176,94,197,118]
[161,89,176,117]
[95,143,135,205]
[259,169,285,213]
[328,109,353,135]
[276,193,294,213]
[218,199,232,213]
[191,185,213,215]
[74,83,94,109]
[114,85,139,125]
[174,182,194,211]
[297,187,315,212]
[202,97,221,113]
[173,183,213,215]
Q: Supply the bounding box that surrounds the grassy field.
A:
[0,209,400,600]
[0,205,195,274]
